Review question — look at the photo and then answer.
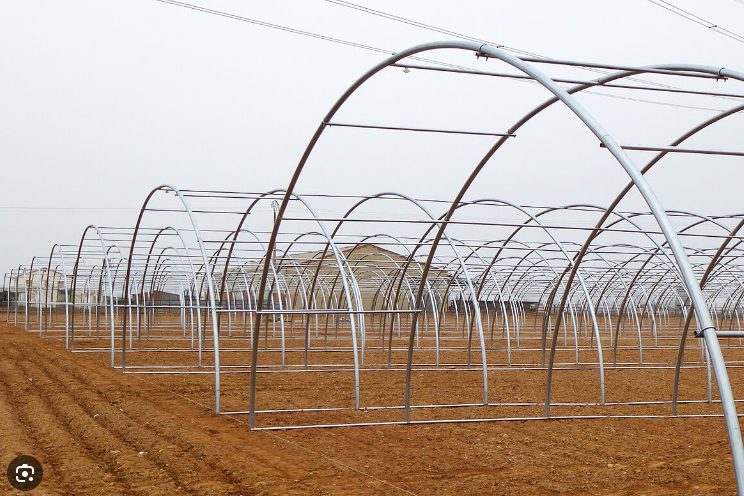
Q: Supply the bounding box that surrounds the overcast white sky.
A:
[2,0,744,271]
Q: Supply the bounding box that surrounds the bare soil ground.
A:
[1,320,743,495]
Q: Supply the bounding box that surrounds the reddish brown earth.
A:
[1,320,742,495]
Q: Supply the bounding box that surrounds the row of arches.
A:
[4,192,744,416]
[4,42,744,490]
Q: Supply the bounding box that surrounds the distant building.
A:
[225,243,453,311]
[4,269,69,304]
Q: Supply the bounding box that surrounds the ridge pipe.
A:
[248,40,744,492]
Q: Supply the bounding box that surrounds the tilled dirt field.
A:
[1,321,743,495]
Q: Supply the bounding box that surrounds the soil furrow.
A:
[0,376,70,496]
[45,351,332,491]
[0,359,124,495]
[22,352,245,495]
[6,351,183,496]
[3,320,737,495]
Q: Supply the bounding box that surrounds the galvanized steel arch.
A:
[121,185,223,411]
[247,42,744,486]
